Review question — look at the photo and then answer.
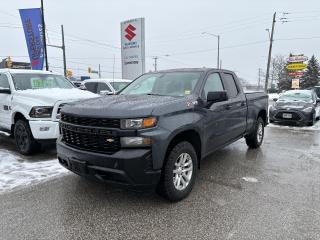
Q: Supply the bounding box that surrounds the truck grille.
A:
[61,113,120,128]
[60,113,121,154]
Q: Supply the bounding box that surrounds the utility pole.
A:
[98,64,101,78]
[258,68,262,90]
[41,0,49,71]
[217,35,220,69]
[265,12,276,93]
[47,25,67,77]
[61,25,66,77]
[153,56,158,72]
[112,55,115,81]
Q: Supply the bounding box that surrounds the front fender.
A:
[140,110,204,170]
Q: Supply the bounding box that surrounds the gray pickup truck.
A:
[57,68,268,201]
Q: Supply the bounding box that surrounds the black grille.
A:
[275,111,301,121]
[61,113,120,129]
[61,126,120,154]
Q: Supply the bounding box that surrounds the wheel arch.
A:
[164,129,202,169]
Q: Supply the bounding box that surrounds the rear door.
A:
[202,71,234,153]
[0,73,12,128]
[221,72,247,139]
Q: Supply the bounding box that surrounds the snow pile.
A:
[0,150,68,194]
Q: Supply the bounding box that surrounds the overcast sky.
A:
[1,0,320,83]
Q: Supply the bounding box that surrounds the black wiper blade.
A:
[147,93,163,96]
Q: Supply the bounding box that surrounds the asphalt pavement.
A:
[1,124,320,240]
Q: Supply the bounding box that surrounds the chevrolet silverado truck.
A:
[57,68,268,201]
[0,69,98,155]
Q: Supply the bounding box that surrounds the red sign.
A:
[124,24,136,41]
[288,71,304,77]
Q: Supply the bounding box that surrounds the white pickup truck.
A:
[0,69,98,155]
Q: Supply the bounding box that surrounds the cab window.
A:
[0,74,10,89]
[203,73,224,99]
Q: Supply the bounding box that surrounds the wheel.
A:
[157,141,197,202]
[245,117,264,149]
[14,120,40,155]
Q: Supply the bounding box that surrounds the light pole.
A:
[202,32,220,69]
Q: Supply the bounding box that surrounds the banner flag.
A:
[19,8,44,70]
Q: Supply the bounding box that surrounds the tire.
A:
[14,120,40,155]
[245,117,265,149]
[157,141,198,202]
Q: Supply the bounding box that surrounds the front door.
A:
[0,73,12,129]
[202,72,233,154]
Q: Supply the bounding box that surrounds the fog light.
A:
[120,137,152,147]
[39,127,50,131]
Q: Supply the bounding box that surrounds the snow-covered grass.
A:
[0,148,68,194]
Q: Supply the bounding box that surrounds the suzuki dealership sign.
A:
[121,18,145,80]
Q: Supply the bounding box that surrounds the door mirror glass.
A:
[207,91,228,103]
[0,88,11,94]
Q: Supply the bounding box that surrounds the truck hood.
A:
[62,94,192,118]
[15,88,98,106]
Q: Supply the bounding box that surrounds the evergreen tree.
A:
[278,66,291,91]
[301,55,320,89]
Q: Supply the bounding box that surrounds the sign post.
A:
[121,18,145,80]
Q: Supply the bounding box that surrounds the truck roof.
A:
[0,68,57,75]
[150,68,232,73]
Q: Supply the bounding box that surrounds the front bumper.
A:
[269,109,314,124]
[57,138,161,189]
[29,120,59,139]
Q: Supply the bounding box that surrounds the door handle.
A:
[240,101,246,106]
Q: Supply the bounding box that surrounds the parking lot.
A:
[1,122,320,240]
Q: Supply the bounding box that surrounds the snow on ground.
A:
[0,146,68,194]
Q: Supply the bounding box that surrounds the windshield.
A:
[120,72,202,96]
[110,81,130,91]
[279,91,312,102]
[11,74,74,90]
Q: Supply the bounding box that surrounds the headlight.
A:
[302,107,313,113]
[29,106,53,118]
[120,137,152,147]
[120,117,157,129]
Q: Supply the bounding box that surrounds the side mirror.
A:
[0,88,11,94]
[207,91,228,104]
[100,90,114,95]
[273,98,278,102]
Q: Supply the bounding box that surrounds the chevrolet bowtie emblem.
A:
[106,138,115,143]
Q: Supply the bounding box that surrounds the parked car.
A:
[57,68,268,201]
[0,69,98,155]
[269,89,320,126]
[82,78,131,95]
[313,86,320,98]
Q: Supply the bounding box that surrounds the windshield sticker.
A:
[31,78,56,89]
